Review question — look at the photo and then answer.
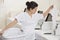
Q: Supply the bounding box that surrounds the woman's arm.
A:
[1,19,18,33]
[43,5,53,17]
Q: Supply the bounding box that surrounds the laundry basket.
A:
[2,28,25,40]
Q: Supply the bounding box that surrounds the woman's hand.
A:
[0,31,3,36]
[43,5,54,17]
[49,5,53,10]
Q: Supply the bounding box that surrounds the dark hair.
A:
[24,8,26,12]
[26,1,38,10]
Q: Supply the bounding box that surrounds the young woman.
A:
[0,1,53,40]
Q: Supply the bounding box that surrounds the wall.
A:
[0,0,7,29]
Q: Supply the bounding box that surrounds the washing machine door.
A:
[42,22,53,33]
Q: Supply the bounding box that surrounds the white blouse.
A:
[15,12,43,34]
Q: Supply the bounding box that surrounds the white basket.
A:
[2,28,25,40]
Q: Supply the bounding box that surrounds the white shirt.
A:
[15,12,44,34]
[2,12,44,40]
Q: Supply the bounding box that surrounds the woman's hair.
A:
[26,1,38,10]
[24,8,26,12]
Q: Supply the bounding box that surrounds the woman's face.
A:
[30,7,38,14]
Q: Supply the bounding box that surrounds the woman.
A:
[0,1,53,40]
